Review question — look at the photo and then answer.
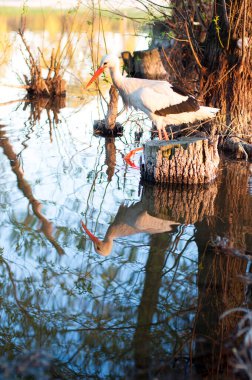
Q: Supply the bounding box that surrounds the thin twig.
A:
[161,46,178,76]
[201,63,238,96]
[184,22,203,69]
[38,47,50,70]
[18,29,37,72]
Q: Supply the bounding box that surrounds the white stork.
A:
[86,54,219,140]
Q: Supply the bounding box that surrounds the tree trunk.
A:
[203,0,252,142]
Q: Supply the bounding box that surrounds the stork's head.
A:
[100,54,120,68]
[81,221,113,256]
[86,54,119,88]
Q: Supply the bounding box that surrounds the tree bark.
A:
[141,137,220,184]
[131,1,251,148]
[93,85,123,136]
[105,85,119,129]
[203,0,252,142]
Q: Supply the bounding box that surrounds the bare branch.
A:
[184,22,203,69]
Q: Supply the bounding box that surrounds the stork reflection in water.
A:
[81,202,180,256]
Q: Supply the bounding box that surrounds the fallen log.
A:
[141,136,220,184]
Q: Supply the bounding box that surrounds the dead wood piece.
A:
[105,85,119,129]
[93,120,123,137]
[141,136,220,184]
[19,30,66,99]
[93,85,122,137]
[27,76,66,99]
[221,137,252,161]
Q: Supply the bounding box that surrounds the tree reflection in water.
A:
[0,107,251,379]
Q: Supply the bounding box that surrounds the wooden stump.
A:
[121,49,170,80]
[141,137,220,184]
[105,85,119,129]
[93,85,123,137]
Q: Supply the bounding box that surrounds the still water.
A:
[0,7,252,380]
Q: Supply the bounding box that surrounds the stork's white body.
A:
[87,54,219,139]
[112,74,218,128]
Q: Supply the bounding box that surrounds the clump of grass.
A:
[18,28,66,99]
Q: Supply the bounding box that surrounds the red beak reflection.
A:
[81,221,100,245]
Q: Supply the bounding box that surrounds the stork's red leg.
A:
[162,127,169,140]
[158,129,162,140]
[124,147,143,169]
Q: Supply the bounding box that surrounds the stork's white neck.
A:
[109,65,123,89]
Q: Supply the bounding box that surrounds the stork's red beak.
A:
[86,66,105,88]
[81,221,100,245]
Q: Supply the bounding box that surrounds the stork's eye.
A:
[103,62,108,66]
